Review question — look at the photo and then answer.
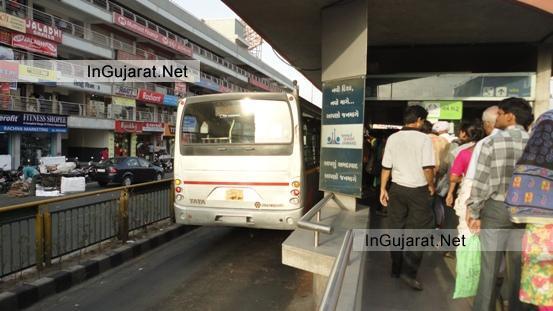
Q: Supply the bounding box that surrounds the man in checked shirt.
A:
[466,97,534,311]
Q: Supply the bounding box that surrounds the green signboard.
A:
[319,76,365,197]
[421,101,463,120]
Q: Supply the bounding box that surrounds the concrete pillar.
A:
[535,45,552,119]
[12,133,20,168]
[320,0,368,212]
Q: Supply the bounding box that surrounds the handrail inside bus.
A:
[297,192,343,247]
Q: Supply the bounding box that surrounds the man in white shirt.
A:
[380,105,435,291]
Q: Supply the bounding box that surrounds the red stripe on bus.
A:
[181,181,289,186]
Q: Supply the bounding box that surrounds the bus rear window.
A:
[180,99,292,145]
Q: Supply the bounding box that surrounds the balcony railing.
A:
[0,0,284,92]
[80,0,283,91]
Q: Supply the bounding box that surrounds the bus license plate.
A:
[226,189,243,201]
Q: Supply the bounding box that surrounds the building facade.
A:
[0,0,292,169]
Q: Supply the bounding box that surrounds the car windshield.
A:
[180,99,292,145]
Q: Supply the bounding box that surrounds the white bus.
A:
[174,92,322,230]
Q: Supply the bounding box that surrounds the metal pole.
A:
[43,207,52,267]
[34,207,44,270]
[314,210,321,247]
[117,189,129,242]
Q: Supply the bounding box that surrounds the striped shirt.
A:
[467,125,529,219]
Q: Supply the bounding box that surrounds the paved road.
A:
[28,227,311,311]
[0,173,173,207]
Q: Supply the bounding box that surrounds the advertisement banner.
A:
[219,85,232,93]
[136,88,164,104]
[142,121,164,132]
[162,94,178,107]
[112,96,136,107]
[319,76,365,197]
[25,19,62,43]
[115,120,142,133]
[0,12,26,33]
[112,13,193,57]
[18,64,56,83]
[12,33,57,57]
[416,101,463,120]
[113,84,138,98]
[0,110,67,133]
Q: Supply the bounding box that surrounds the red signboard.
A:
[25,19,62,43]
[115,120,142,133]
[248,77,272,91]
[11,33,57,57]
[137,89,164,104]
[112,13,192,57]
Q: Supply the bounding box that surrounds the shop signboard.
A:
[112,13,192,57]
[113,84,138,98]
[163,123,175,137]
[115,120,142,133]
[137,88,164,104]
[18,64,56,83]
[0,30,11,45]
[25,19,62,43]
[195,78,220,92]
[112,96,136,107]
[0,12,26,33]
[12,33,57,57]
[162,94,178,107]
[142,121,164,132]
[0,60,18,80]
[0,110,67,133]
[319,76,365,197]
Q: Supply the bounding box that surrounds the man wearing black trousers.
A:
[379,105,435,291]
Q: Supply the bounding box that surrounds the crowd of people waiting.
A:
[376,97,552,310]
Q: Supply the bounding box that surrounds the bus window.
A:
[180,99,292,147]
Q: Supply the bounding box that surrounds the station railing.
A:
[0,179,175,278]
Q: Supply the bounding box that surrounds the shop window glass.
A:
[21,133,51,165]
[0,134,9,155]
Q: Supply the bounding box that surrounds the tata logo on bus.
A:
[189,198,206,205]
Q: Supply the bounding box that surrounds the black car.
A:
[93,157,164,187]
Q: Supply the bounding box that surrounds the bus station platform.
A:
[282,195,473,310]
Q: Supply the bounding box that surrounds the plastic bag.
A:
[453,234,481,299]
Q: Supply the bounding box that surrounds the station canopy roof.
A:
[224,0,553,88]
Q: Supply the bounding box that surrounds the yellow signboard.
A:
[18,64,56,82]
[0,12,26,33]
[112,96,136,107]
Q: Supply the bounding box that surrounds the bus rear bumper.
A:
[174,204,303,230]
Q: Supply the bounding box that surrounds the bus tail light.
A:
[291,181,300,188]
[175,187,182,193]
[289,198,299,205]
[176,194,183,201]
[175,179,182,185]
[290,189,300,196]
